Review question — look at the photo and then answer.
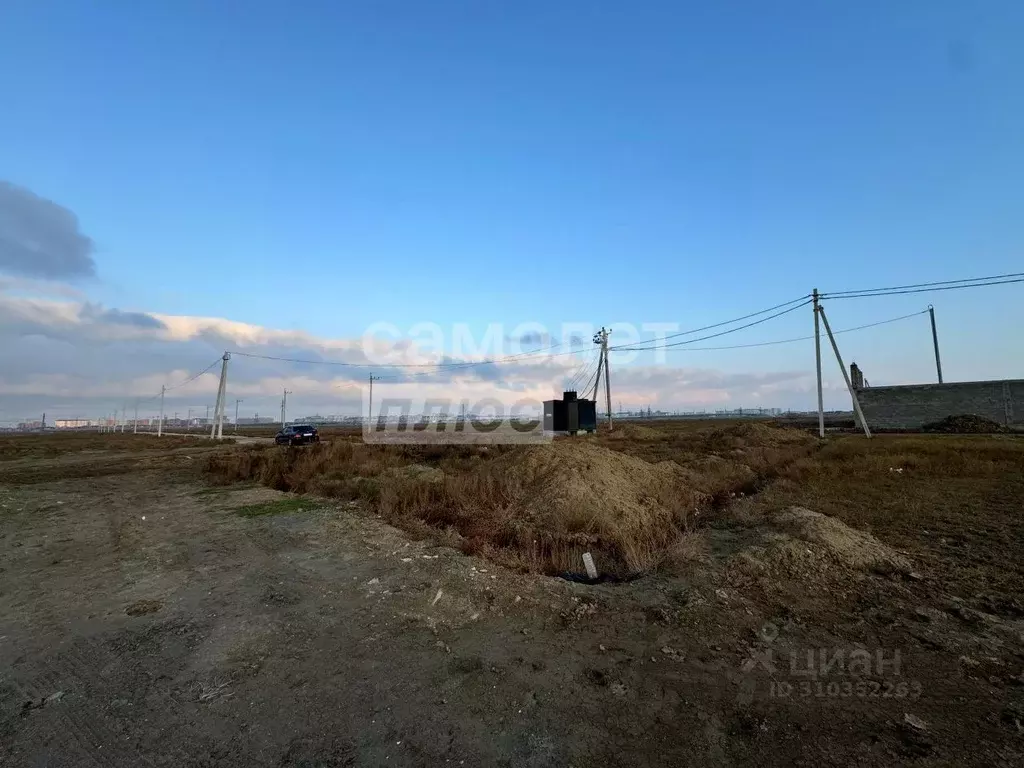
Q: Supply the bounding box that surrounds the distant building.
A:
[54,419,95,429]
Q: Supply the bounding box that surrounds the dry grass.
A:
[204,422,818,577]
[717,433,1024,610]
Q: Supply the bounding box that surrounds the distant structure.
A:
[851,362,1023,430]
[543,390,597,435]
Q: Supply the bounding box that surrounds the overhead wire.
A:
[165,357,223,391]
[615,308,930,352]
[821,272,1024,299]
[609,294,812,349]
[566,349,600,390]
[615,299,813,352]
[231,340,572,371]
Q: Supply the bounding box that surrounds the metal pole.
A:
[158,386,165,437]
[818,304,871,438]
[928,304,943,384]
[813,289,824,438]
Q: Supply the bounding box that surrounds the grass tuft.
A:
[233,497,317,518]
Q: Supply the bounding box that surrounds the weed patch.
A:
[233,497,319,518]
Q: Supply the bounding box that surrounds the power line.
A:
[231,340,579,371]
[821,272,1024,299]
[609,294,812,349]
[616,308,929,352]
[164,358,223,392]
[567,350,600,390]
[615,299,813,351]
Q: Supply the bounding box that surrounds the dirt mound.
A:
[606,423,665,440]
[922,414,1010,434]
[734,506,910,578]
[701,422,817,450]
[492,441,706,574]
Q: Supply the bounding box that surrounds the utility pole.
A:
[234,399,243,433]
[188,408,193,431]
[817,303,871,438]
[281,389,292,427]
[812,289,824,438]
[928,304,943,384]
[121,401,128,433]
[210,352,230,439]
[593,327,612,431]
[158,385,165,437]
[133,400,138,434]
[368,375,380,430]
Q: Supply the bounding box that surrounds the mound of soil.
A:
[701,422,818,450]
[606,423,666,440]
[922,414,1010,434]
[733,506,910,580]
[769,507,910,574]
[492,441,706,573]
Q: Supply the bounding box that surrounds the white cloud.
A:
[0,289,835,422]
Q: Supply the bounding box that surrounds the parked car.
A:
[275,424,320,446]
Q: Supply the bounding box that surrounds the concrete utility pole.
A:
[234,399,243,433]
[368,375,380,430]
[158,385,165,437]
[928,304,943,384]
[281,389,292,427]
[817,304,871,438]
[812,289,825,438]
[121,402,128,433]
[211,352,230,439]
[133,401,138,434]
[593,327,613,431]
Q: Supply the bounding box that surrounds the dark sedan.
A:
[275,424,320,446]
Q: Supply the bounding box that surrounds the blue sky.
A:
[0,1,1022,417]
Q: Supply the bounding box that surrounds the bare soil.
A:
[1,431,1023,766]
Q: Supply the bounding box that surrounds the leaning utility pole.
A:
[157,385,165,437]
[812,289,825,438]
[928,304,943,384]
[817,303,871,438]
[593,327,613,431]
[281,388,292,427]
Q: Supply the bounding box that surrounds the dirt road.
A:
[1,449,1022,766]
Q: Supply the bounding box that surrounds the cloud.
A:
[0,292,837,422]
[80,303,167,329]
[0,181,97,280]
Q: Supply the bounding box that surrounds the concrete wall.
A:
[855,378,1024,430]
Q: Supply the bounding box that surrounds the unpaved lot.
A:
[1,442,1023,766]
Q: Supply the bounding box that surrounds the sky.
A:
[1,1,1022,422]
